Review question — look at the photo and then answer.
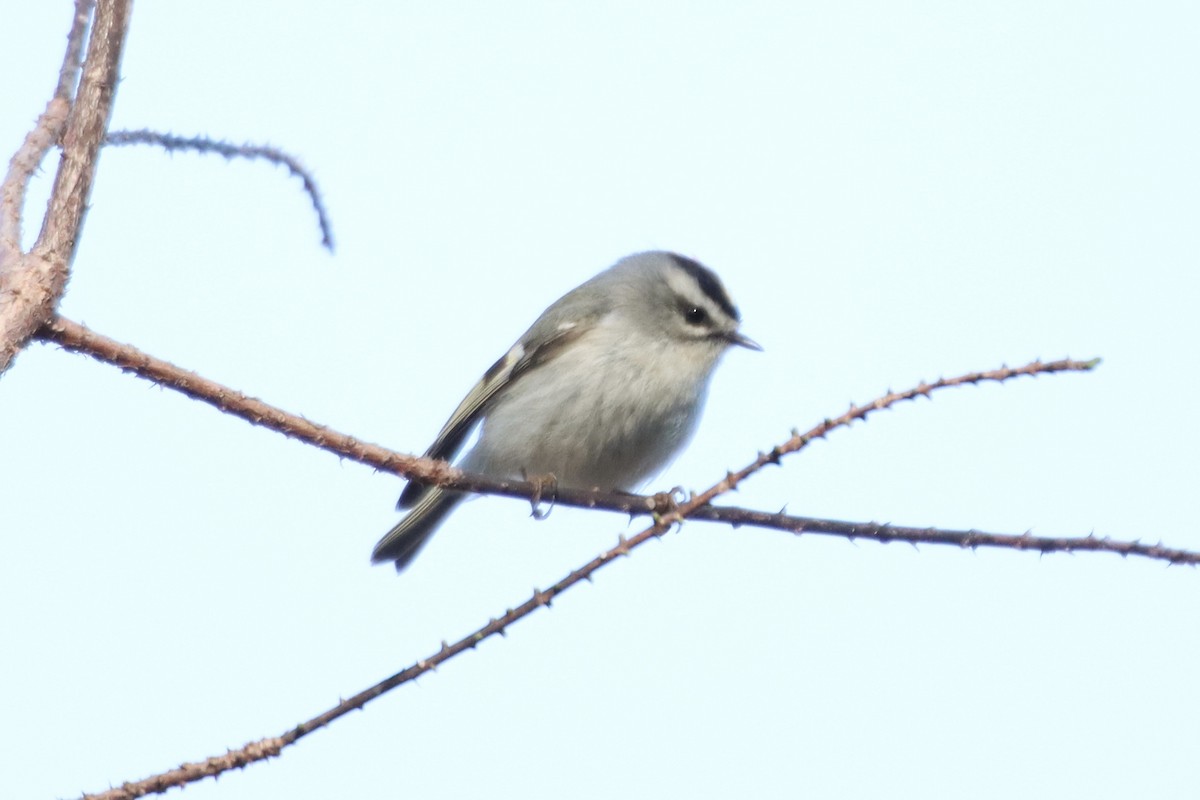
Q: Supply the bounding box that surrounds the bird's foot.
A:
[522,470,559,520]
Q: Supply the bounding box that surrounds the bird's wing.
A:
[396,318,593,509]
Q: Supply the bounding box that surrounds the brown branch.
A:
[689,508,1200,566]
[0,0,130,375]
[0,100,69,271]
[72,349,1127,799]
[37,317,1180,567]
[9,7,1149,800]
[34,0,131,262]
[35,314,699,505]
[38,313,436,482]
[37,316,1131,561]
[57,0,95,100]
[0,0,91,270]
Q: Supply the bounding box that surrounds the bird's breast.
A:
[467,324,719,490]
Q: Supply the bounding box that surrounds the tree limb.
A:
[0,0,130,374]
[56,0,95,100]
[36,316,1133,561]
[689,508,1200,565]
[73,351,1147,800]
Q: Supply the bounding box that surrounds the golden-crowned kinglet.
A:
[373,250,759,570]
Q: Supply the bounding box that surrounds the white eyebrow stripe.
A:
[666,268,730,319]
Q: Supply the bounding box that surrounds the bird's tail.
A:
[371,487,464,571]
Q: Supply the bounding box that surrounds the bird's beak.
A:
[727,331,763,351]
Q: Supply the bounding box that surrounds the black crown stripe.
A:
[667,253,740,322]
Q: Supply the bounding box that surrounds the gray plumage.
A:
[372,250,758,571]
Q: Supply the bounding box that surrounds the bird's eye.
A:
[684,306,709,325]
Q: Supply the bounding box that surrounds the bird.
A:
[372,250,759,570]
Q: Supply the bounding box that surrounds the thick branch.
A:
[0,100,69,271]
[0,0,90,271]
[34,0,130,261]
[0,0,129,374]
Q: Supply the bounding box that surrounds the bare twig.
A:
[39,318,1177,566]
[8,7,1153,800]
[34,314,694,505]
[658,358,1108,518]
[57,0,95,99]
[688,508,1200,565]
[38,313,435,480]
[37,317,1134,563]
[0,0,130,374]
[104,129,335,251]
[75,354,1125,800]
[0,0,91,268]
[41,317,1168,568]
[0,100,69,270]
[35,0,131,261]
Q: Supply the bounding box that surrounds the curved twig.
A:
[0,100,69,271]
[104,129,335,251]
[1,0,93,263]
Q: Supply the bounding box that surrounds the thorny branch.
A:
[57,0,94,100]
[0,0,130,374]
[39,317,1164,565]
[76,352,1136,800]
[36,0,129,262]
[687,509,1200,565]
[1,0,91,263]
[103,129,335,250]
[0,102,68,270]
[4,6,1185,800]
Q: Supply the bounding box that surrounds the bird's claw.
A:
[524,470,559,520]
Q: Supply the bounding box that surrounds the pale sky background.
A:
[3,3,1199,799]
